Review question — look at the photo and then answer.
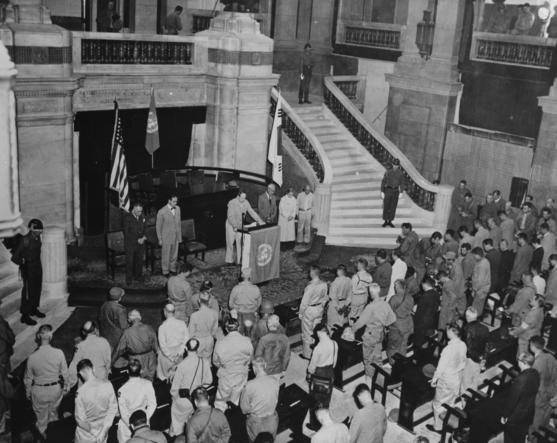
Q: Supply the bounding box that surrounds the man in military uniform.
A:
[327,264,352,330]
[157,303,189,382]
[251,300,280,349]
[112,309,158,380]
[12,218,45,325]
[297,185,314,245]
[229,267,262,335]
[116,360,157,443]
[240,357,280,442]
[352,284,396,387]
[98,286,128,351]
[258,183,278,224]
[74,359,117,443]
[298,43,314,104]
[170,338,213,437]
[167,263,194,322]
[123,202,147,285]
[380,159,405,228]
[350,258,373,321]
[225,191,264,264]
[398,223,419,268]
[471,247,491,316]
[68,320,111,386]
[299,265,328,359]
[23,324,69,438]
[255,314,290,381]
[0,311,14,434]
[127,410,166,443]
[373,249,392,297]
[189,289,219,362]
[213,318,253,411]
[186,387,231,442]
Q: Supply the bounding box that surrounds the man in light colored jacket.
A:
[156,194,181,276]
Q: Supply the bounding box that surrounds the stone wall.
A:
[358,58,394,133]
[441,124,534,201]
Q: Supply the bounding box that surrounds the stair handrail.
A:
[271,87,333,185]
[323,75,453,226]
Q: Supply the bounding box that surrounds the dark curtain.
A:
[76,106,206,234]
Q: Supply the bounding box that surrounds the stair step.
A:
[333,164,382,176]
[327,150,361,159]
[305,120,333,129]
[328,226,433,236]
[330,200,415,211]
[330,208,418,218]
[0,274,22,303]
[311,127,344,136]
[316,134,350,143]
[328,155,371,166]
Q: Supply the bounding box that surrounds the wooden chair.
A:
[180,219,207,262]
[106,231,126,280]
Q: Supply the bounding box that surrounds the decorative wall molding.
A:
[208,47,273,66]
[6,46,72,64]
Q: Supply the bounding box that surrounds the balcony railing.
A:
[340,21,403,51]
[81,39,193,64]
[72,32,203,75]
[270,89,332,185]
[470,32,556,69]
[324,76,453,228]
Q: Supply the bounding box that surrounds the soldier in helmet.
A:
[380,159,405,228]
[11,218,45,325]
[251,300,281,349]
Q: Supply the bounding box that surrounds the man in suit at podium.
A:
[258,184,277,224]
[225,191,264,265]
[156,194,182,277]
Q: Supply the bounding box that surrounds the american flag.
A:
[109,102,130,212]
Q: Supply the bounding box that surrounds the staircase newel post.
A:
[432,184,453,231]
[40,227,69,310]
[313,183,332,237]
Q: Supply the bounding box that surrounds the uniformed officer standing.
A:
[189,290,219,364]
[240,357,280,442]
[229,268,262,335]
[213,318,253,411]
[298,43,314,104]
[251,300,278,349]
[98,287,128,351]
[225,191,264,264]
[350,258,373,321]
[112,310,158,380]
[167,263,194,322]
[68,320,112,387]
[299,265,328,359]
[326,264,352,330]
[74,359,117,443]
[255,315,291,381]
[170,338,213,437]
[380,159,405,228]
[11,219,45,325]
[157,303,189,382]
[23,324,69,438]
[116,360,157,443]
[192,280,220,313]
[352,284,396,387]
[296,185,314,245]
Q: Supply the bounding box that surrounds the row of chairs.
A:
[105,218,207,279]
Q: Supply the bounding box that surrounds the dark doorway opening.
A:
[76,106,206,235]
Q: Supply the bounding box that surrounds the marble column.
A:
[201,12,279,176]
[385,0,464,181]
[0,42,23,238]
[533,85,557,200]
[40,227,68,307]
[313,183,332,236]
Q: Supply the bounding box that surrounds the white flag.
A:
[268,92,283,187]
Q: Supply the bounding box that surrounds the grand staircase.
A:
[275,77,452,249]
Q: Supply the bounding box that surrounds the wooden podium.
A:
[240,224,280,284]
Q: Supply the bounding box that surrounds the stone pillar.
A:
[40,227,68,307]
[313,183,332,236]
[533,87,557,200]
[0,42,23,238]
[385,0,464,182]
[201,12,279,176]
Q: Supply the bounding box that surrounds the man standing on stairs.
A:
[298,43,313,104]
[380,158,405,228]
[297,185,314,246]
[11,218,45,326]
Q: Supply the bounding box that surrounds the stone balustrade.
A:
[72,32,205,75]
[339,21,404,51]
[471,32,556,69]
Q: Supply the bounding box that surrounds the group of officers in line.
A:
[18,264,295,443]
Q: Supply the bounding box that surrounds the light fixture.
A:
[416,9,435,60]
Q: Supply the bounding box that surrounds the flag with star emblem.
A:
[145,88,160,156]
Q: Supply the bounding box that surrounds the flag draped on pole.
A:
[268,92,283,187]
[109,102,130,212]
[145,88,160,165]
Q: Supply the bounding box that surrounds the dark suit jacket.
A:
[516,213,538,240]
[123,212,146,250]
[413,289,440,347]
[532,246,544,271]
[499,250,515,289]
[486,249,501,292]
[463,320,489,362]
[257,192,277,223]
[502,368,539,427]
